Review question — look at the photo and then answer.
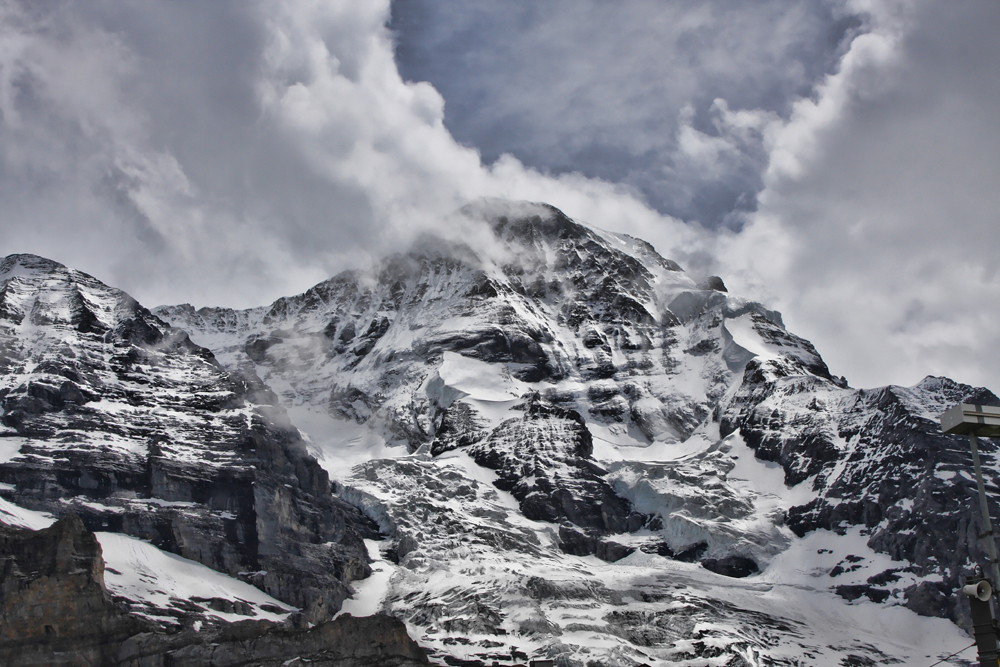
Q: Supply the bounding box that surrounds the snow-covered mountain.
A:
[0,254,380,626]
[2,200,996,666]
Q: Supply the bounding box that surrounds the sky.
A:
[0,0,998,391]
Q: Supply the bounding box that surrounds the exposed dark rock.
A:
[466,395,643,547]
[697,276,727,292]
[557,524,596,557]
[701,555,759,578]
[339,321,357,345]
[639,539,709,563]
[834,585,890,604]
[903,581,953,619]
[118,614,430,667]
[594,539,635,563]
[246,336,282,363]
[0,514,144,666]
[431,401,488,456]
[0,514,428,666]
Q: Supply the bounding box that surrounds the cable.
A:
[925,642,976,667]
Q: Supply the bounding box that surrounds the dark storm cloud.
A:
[391,0,860,227]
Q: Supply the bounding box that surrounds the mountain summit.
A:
[1,202,994,665]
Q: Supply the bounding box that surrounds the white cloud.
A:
[717,0,1000,389]
[0,0,997,393]
[0,0,695,310]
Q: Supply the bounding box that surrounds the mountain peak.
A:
[0,254,68,281]
[459,198,592,245]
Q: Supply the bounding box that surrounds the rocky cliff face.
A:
[0,253,378,627]
[1,200,993,666]
[0,514,140,666]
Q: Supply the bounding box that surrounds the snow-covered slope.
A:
[0,498,294,626]
[146,200,996,665]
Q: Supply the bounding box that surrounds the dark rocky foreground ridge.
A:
[2,200,999,666]
[0,514,429,666]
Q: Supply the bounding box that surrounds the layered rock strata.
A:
[0,254,377,624]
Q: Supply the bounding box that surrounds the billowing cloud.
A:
[0,0,997,391]
[0,0,468,307]
[717,0,1000,389]
[0,0,696,308]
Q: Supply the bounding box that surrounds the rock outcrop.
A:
[0,514,429,667]
[464,393,648,559]
[0,514,140,666]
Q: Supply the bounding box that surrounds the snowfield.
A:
[97,532,295,626]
